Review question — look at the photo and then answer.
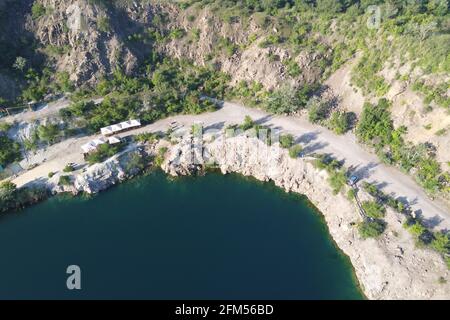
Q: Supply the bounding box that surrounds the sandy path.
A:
[10,101,450,230]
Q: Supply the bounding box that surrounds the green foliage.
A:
[279,134,294,149]
[288,144,303,158]
[58,175,72,186]
[37,124,60,144]
[154,146,168,167]
[169,28,185,39]
[358,219,386,239]
[430,232,450,255]
[265,84,318,115]
[351,49,390,96]
[347,188,356,201]
[356,99,393,145]
[0,134,22,166]
[97,16,111,33]
[308,98,332,123]
[0,181,47,213]
[240,115,254,131]
[361,201,386,219]
[403,219,427,238]
[31,3,46,20]
[48,172,55,178]
[63,164,74,173]
[328,111,351,135]
[283,59,301,77]
[54,72,74,93]
[86,142,124,165]
[125,152,147,173]
[134,132,158,143]
[328,169,347,194]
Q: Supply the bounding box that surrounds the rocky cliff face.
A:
[9,0,322,90]
[26,0,150,85]
[162,133,450,299]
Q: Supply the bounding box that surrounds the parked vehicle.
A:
[348,175,359,186]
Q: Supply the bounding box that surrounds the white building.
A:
[100,119,141,136]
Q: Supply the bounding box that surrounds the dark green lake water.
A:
[0,171,363,299]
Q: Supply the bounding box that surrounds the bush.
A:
[356,99,393,146]
[63,164,74,173]
[347,188,356,201]
[240,115,254,131]
[308,98,332,123]
[134,132,158,143]
[97,16,110,33]
[48,172,55,178]
[31,3,46,20]
[154,147,168,167]
[58,175,71,186]
[329,111,351,135]
[430,232,450,255]
[288,145,303,158]
[0,135,22,166]
[86,142,124,165]
[361,201,386,219]
[328,169,347,194]
[279,134,294,149]
[37,124,60,144]
[403,219,427,237]
[358,219,386,239]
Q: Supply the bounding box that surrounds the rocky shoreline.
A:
[161,133,449,300]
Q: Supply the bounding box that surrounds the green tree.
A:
[240,115,254,131]
[358,219,386,239]
[0,135,22,166]
[37,124,60,144]
[361,201,386,219]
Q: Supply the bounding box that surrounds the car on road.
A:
[348,175,359,186]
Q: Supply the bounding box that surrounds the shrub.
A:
[240,115,254,131]
[308,98,332,123]
[279,134,294,149]
[361,201,386,219]
[97,16,110,33]
[347,188,356,201]
[430,232,450,255]
[328,169,347,194]
[58,175,71,186]
[0,135,22,166]
[86,142,124,165]
[134,132,158,143]
[288,145,303,158]
[37,124,60,144]
[31,3,46,20]
[63,164,74,173]
[403,219,427,237]
[358,219,386,239]
[154,147,168,167]
[356,99,393,146]
[329,111,351,135]
[48,172,55,178]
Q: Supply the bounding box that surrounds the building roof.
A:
[81,136,121,153]
[100,119,141,135]
[81,138,107,153]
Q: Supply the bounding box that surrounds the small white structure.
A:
[81,136,121,154]
[101,119,141,136]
